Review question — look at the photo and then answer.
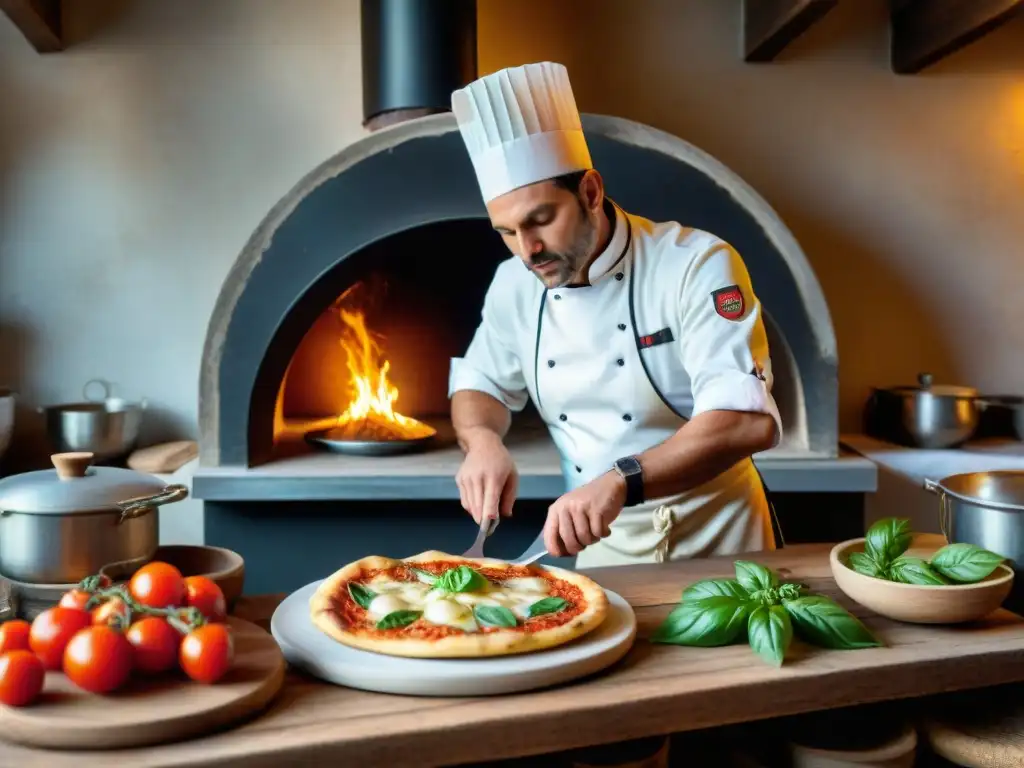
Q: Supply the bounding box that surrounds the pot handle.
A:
[923,477,952,542]
[116,484,189,523]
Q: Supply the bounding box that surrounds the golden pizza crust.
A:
[308,550,609,659]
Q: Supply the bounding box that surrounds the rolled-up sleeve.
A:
[448,274,530,412]
[679,241,783,447]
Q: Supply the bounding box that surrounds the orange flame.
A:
[324,287,435,442]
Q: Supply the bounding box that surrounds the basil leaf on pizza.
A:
[436,565,488,593]
[375,610,422,630]
[410,568,438,585]
[474,605,518,628]
[527,597,569,617]
[348,582,376,609]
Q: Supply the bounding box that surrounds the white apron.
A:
[532,220,775,568]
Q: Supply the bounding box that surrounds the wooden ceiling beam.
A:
[890,0,1024,74]
[0,0,62,52]
[742,0,839,62]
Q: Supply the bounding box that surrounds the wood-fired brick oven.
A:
[191,113,876,595]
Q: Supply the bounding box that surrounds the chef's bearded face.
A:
[487,170,605,289]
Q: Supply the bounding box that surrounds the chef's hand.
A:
[455,430,519,525]
[543,471,627,556]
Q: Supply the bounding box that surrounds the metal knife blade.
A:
[511,531,549,566]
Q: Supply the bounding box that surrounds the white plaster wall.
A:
[1,0,1022,491]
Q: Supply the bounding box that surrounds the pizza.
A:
[308,550,609,658]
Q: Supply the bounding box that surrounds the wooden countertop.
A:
[6,543,1024,767]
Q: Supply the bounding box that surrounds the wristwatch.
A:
[613,456,645,507]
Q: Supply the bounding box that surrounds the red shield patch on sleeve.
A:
[711,285,745,320]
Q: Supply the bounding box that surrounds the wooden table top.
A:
[6,543,1024,767]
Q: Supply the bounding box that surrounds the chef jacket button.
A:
[575,465,582,473]
[616,358,625,367]
[547,360,555,368]
[559,414,568,422]
[615,272,624,281]
[553,294,562,300]
[617,323,626,331]
[622,413,633,422]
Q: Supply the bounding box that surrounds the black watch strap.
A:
[614,456,645,507]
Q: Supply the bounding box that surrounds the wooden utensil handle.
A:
[51,452,94,479]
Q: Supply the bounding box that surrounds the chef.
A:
[448,62,783,567]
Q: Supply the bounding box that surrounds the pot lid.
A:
[0,452,167,514]
[885,372,978,398]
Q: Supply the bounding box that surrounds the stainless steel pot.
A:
[39,379,146,463]
[0,388,14,463]
[863,372,979,448]
[924,470,1024,567]
[0,451,187,584]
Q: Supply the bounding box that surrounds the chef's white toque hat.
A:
[452,62,593,204]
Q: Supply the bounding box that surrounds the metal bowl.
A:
[39,380,146,463]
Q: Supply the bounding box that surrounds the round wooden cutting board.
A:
[0,616,286,750]
[271,579,637,697]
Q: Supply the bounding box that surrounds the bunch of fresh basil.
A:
[847,517,1006,585]
[651,560,881,667]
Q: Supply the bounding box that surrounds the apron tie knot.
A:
[652,505,676,563]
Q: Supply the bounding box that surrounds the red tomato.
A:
[0,650,44,707]
[125,617,180,674]
[180,624,233,684]
[29,607,92,671]
[129,562,186,609]
[184,576,227,622]
[63,626,133,694]
[0,620,32,654]
[58,589,93,612]
[91,598,131,629]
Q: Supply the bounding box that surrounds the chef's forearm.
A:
[632,411,777,499]
[451,390,512,453]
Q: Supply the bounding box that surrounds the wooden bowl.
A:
[830,535,1014,624]
[101,545,245,611]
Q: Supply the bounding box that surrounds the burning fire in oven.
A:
[308,284,436,446]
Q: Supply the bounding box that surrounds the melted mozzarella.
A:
[502,577,550,595]
[423,598,478,632]
[367,594,409,619]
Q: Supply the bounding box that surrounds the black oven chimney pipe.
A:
[360,0,478,132]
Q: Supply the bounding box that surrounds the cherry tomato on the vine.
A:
[180,624,233,684]
[92,597,131,629]
[58,589,92,612]
[129,562,186,609]
[0,650,44,707]
[126,617,180,674]
[63,626,133,694]
[29,607,92,671]
[0,620,31,654]
[184,576,227,623]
